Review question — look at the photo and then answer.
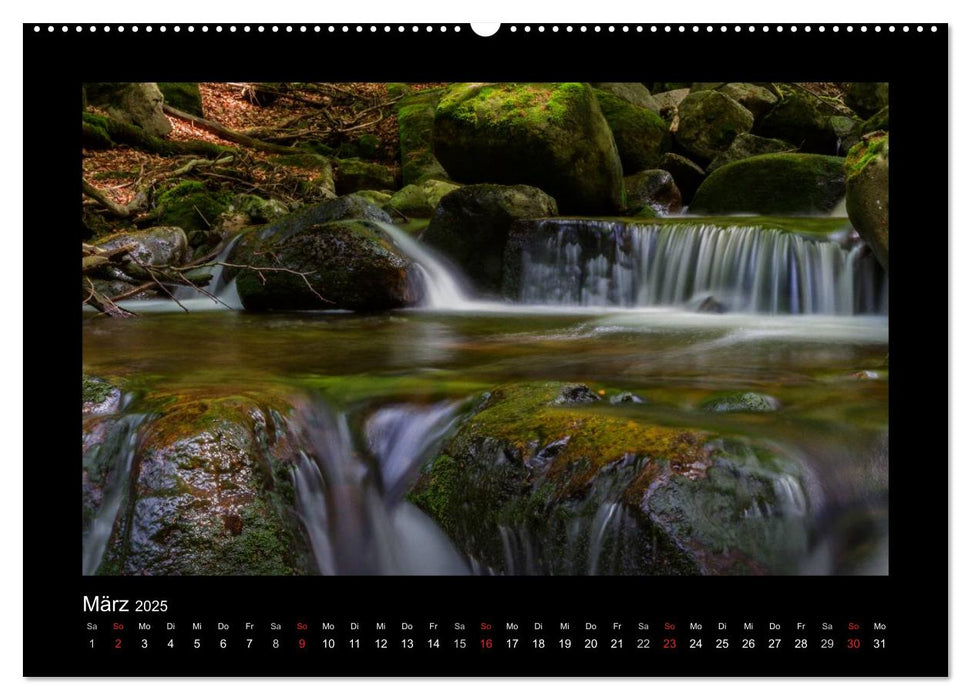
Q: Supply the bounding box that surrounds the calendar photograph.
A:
[81,79,890,578]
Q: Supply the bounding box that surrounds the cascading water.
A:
[288,397,469,575]
[512,219,888,314]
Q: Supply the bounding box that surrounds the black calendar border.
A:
[23,23,949,677]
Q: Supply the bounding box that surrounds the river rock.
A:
[844,83,889,119]
[675,90,754,163]
[652,89,691,120]
[272,153,336,199]
[398,89,450,185]
[152,180,234,233]
[661,153,706,203]
[157,82,204,117]
[408,382,812,575]
[715,83,778,121]
[706,133,796,173]
[690,153,846,215]
[844,133,889,271]
[334,158,397,194]
[593,87,671,173]
[385,179,460,218]
[592,82,660,112]
[423,184,558,294]
[433,83,625,213]
[233,220,418,311]
[85,82,172,137]
[757,92,840,155]
[95,395,309,575]
[95,226,189,267]
[624,169,682,214]
[841,106,888,155]
[700,391,780,413]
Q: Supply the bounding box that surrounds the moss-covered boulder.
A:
[652,89,691,121]
[675,90,754,163]
[94,226,189,268]
[706,133,796,173]
[408,382,812,575]
[661,153,707,203]
[844,133,889,271]
[233,220,419,311]
[592,83,660,112]
[593,87,671,173]
[398,89,450,185]
[152,180,234,233]
[422,184,558,294]
[334,158,397,195]
[624,169,682,215]
[757,92,840,155]
[690,153,846,215]
[841,106,888,155]
[96,395,310,575]
[385,179,460,218]
[272,153,336,198]
[715,83,778,121]
[844,83,889,119]
[433,83,625,214]
[157,82,204,117]
[84,82,172,137]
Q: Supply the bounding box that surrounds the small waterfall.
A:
[82,413,149,575]
[371,221,474,309]
[289,397,469,575]
[513,219,887,314]
[173,234,243,308]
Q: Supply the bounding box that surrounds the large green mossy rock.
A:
[84,82,173,137]
[385,179,460,218]
[715,83,778,120]
[690,153,846,215]
[593,87,671,173]
[398,89,450,185]
[675,90,754,163]
[706,133,796,173]
[272,153,337,198]
[408,382,812,575]
[422,184,558,294]
[845,133,889,271]
[158,82,204,117]
[757,92,840,155]
[334,158,397,194]
[844,83,889,119]
[433,83,625,214]
[95,395,310,575]
[233,220,418,311]
[152,180,234,233]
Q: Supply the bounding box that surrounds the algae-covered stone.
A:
[690,153,846,215]
[152,180,233,232]
[675,90,754,163]
[841,106,888,155]
[272,153,336,199]
[700,391,780,413]
[157,82,204,117]
[398,89,450,185]
[844,83,889,119]
[757,92,840,155]
[234,194,289,223]
[594,87,671,173]
[408,382,812,575]
[97,395,309,575]
[95,226,189,267]
[706,133,796,173]
[385,179,460,218]
[844,133,889,271]
[715,83,778,121]
[233,220,419,311]
[433,83,625,213]
[355,190,394,207]
[422,184,558,294]
[82,375,122,416]
[624,169,682,214]
[334,158,397,194]
[592,83,660,112]
[661,153,707,203]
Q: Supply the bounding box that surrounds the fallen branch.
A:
[82,179,150,219]
[83,276,136,318]
[162,104,308,155]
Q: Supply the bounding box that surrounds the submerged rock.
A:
[700,391,780,413]
[423,184,558,294]
[690,153,846,215]
[844,133,889,271]
[409,382,812,575]
[433,83,625,213]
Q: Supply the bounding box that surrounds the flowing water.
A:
[83,216,890,575]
